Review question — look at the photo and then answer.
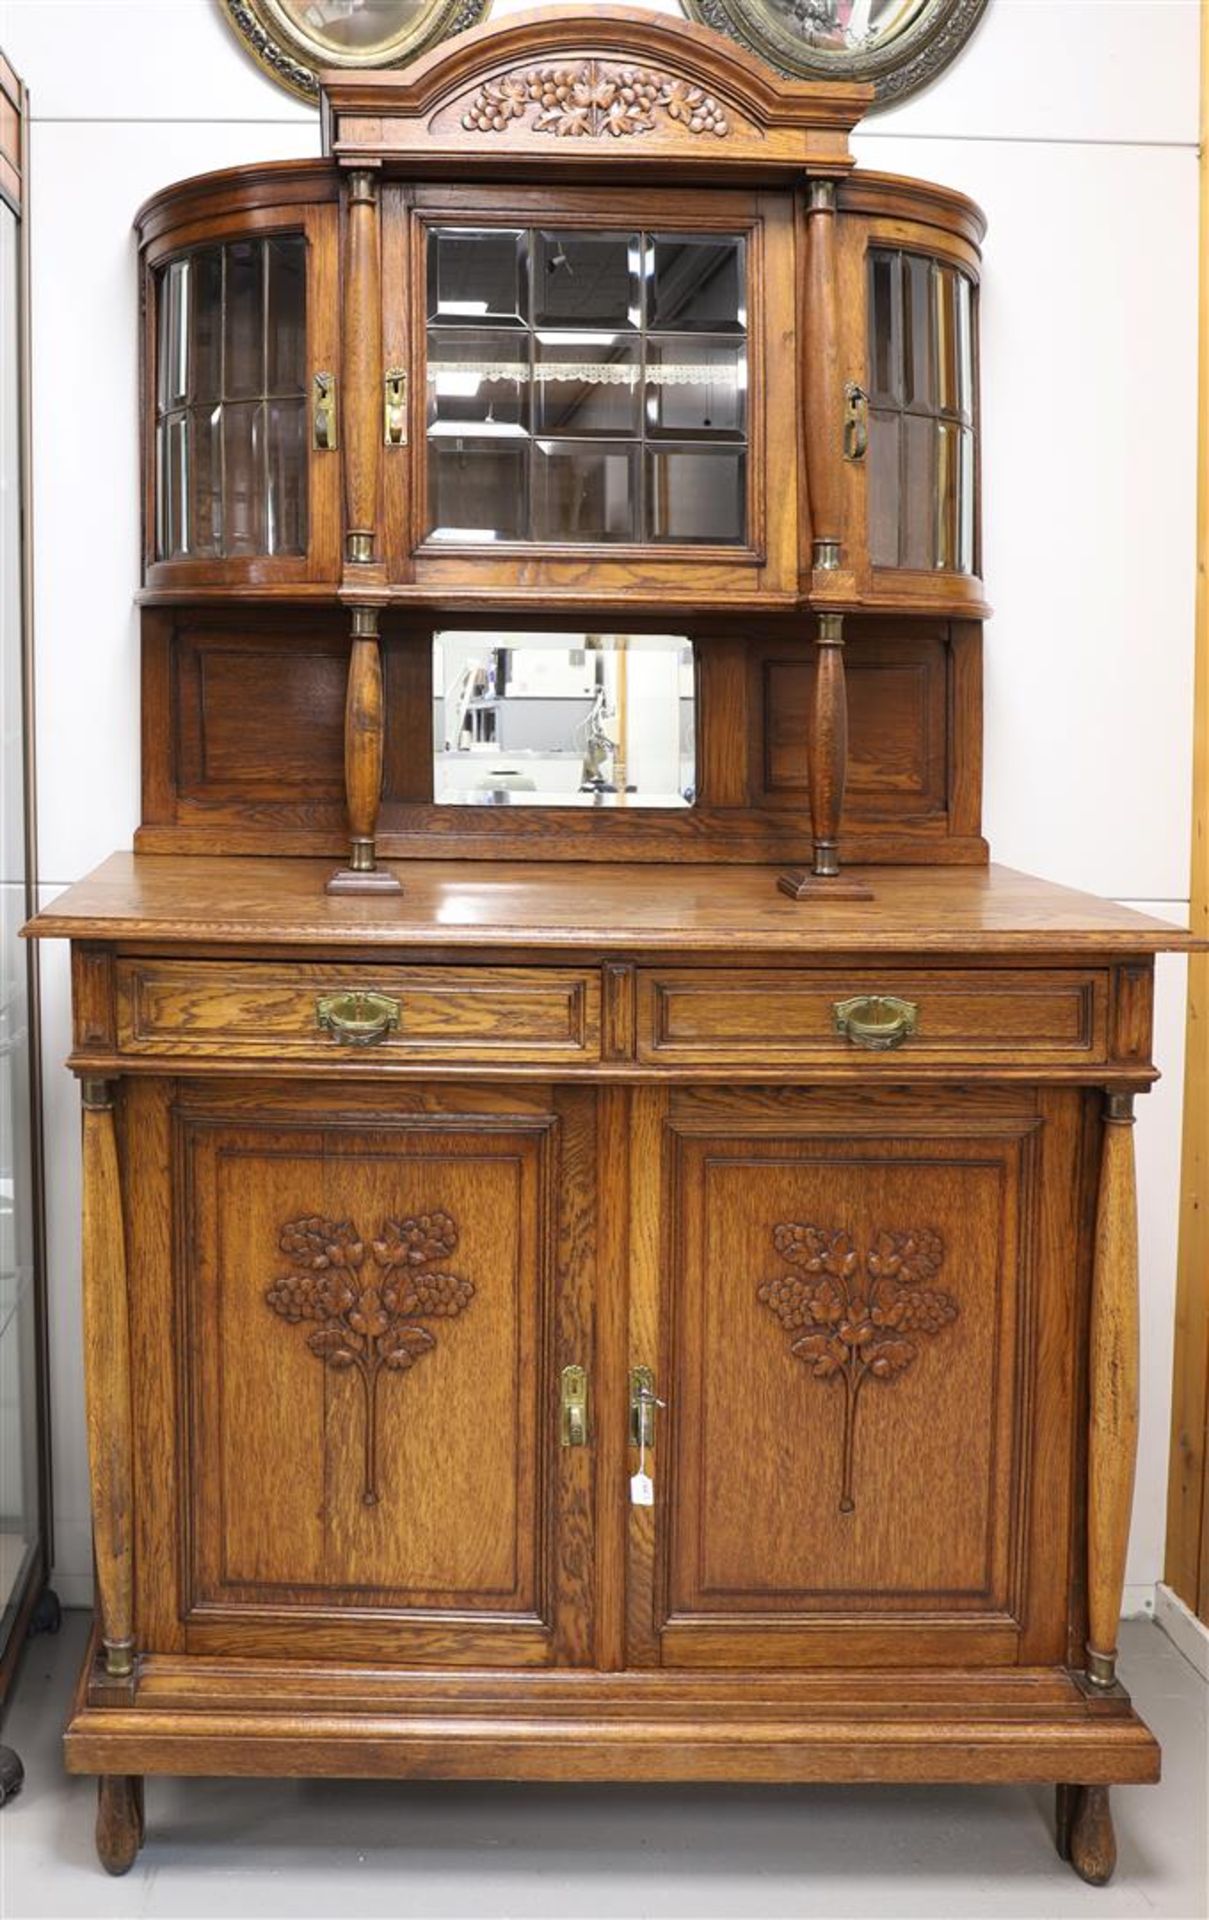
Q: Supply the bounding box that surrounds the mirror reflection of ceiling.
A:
[277,0,428,57]
[764,0,930,55]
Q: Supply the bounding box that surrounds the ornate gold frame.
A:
[680,0,989,109]
[219,0,490,102]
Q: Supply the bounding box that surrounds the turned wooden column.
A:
[327,606,401,895]
[1086,1089,1141,1688]
[328,164,400,893]
[343,167,381,569]
[780,180,869,902]
[80,1078,135,1682]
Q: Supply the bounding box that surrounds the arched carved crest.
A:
[322,7,871,178]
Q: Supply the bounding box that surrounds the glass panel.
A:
[433,631,695,807]
[278,0,422,54]
[534,231,641,329]
[266,235,307,394]
[224,239,265,400]
[223,400,265,556]
[425,226,749,547]
[936,418,959,569]
[901,414,935,570]
[646,337,746,439]
[649,234,745,332]
[868,249,901,407]
[535,336,639,437]
[959,426,975,572]
[187,405,222,558]
[867,410,900,569]
[266,398,307,555]
[426,330,530,437]
[429,441,527,542]
[428,227,528,327]
[647,447,745,544]
[189,247,223,404]
[158,412,187,559]
[902,253,934,411]
[158,258,188,410]
[935,264,961,416]
[533,442,637,542]
[957,274,975,421]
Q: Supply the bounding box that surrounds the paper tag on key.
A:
[630,1470,654,1507]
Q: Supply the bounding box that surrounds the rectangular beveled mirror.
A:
[432,631,696,807]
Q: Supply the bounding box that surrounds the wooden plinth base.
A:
[325,866,404,897]
[777,870,874,902]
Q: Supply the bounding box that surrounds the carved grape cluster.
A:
[758,1223,958,1381]
[461,61,730,140]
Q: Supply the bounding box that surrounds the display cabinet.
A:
[26,6,1196,1887]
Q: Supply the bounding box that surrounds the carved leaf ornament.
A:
[462,61,731,140]
[759,1224,958,1512]
[266,1212,473,1507]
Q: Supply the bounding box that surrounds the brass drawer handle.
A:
[833,994,918,1050]
[316,990,400,1046]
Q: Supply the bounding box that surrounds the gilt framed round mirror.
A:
[219,0,490,101]
[680,0,989,108]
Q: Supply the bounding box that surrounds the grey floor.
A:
[0,1614,1204,1920]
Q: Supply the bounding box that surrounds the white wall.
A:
[0,0,1197,1610]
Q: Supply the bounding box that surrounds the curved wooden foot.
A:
[1066,1784,1117,1886]
[96,1774,143,1876]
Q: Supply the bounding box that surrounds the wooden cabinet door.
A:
[129,1079,594,1667]
[626,1086,1085,1670]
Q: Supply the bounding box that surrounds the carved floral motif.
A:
[759,1224,958,1513]
[461,61,731,139]
[266,1212,473,1507]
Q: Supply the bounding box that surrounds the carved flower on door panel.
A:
[266,1212,473,1508]
[758,1224,958,1512]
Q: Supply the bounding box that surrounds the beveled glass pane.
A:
[649,234,746,333]
[429,440,527,541]
[278,0,423,55]
[223,400,266,555]
[868,249,901,407]
[534,231,641,329]
[157,412,187,558]
[533,442,636,542]
[936,418,959,569]
[645,337,745,439]
[867,410,900,569]
[959,425,975,572]
[935,264,961,416]
[428,227,528,327]
[647,447,745,544]
[189,247,223,403]
[158,259,188,411]
[225,239,265,400]
[266,398,307,555]
[535,336,639,437]
[427,330,530,437]
[902,253,934,411]
[957,274,975,421]
[266,236,307,394]
[433,631,696,808]
[187,405,222,558]
[901,413,935,569]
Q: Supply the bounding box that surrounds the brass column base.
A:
[326,865,404,897]
[777,869,874,902]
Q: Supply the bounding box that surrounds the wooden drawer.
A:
[115,961,601,1064]
[636,968,1108,1067]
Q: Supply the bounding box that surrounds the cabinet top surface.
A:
[25,856,1195,957]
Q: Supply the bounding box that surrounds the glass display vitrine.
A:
[425,226,749,546]
[866,246,977,573]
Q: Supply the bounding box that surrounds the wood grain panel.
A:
[172,1081,588,1666]
[115,961,601,1064]
[638,968,1108,1068]
[176,632,347,799]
